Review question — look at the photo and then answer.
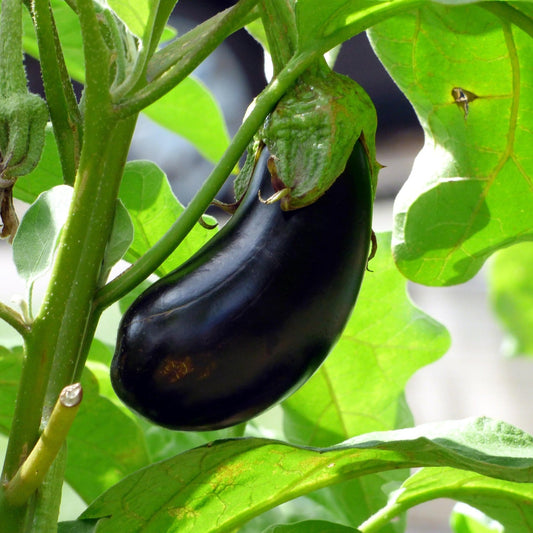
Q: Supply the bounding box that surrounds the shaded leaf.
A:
[66,367,150,503]
[12,185,73,286]
[58,520,100,533]
[283,232,449,446]
[118,160,216,276]
[101,200,134,278]
[13,127,63,204]
[142,76,231,166]
[81,417,533,532]
[487,242,533,356]
[262,520,360,532]
[368,4,533,285]
[282,232,448,531]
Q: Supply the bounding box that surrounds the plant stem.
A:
[1,1,136,530]
[0,302,30,339]
[114,0,260,117]
[258,0,296,75]
[5,384,82,506]
[0,0,26,96]
[31,0,83,186]
[95,50,319,309]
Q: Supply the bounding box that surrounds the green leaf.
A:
[101,200,134,278]
[81,417,533,532]
[487,242,533,357]
[281,233,448,530]
[0,346,23,435]
[295,0,422,55]
[262,520,360,532]
[142,76,231,166]
[12,185,73,286]
[119,160,217,276]
[13,127,63,204]
[66,367,150,503]
[368,4,533,286]
[58,520,100,533]
[0,345,150,503]
[363,467,532,532]
[283,233,450,445]
[105,0,152,39]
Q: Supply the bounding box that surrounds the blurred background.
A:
[1,1,532,531]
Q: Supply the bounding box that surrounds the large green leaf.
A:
[118,160,217,276]
[487,242,533,357]
[80,417,533,532]
[361,466,533,532]
[283,232,449,445]
[281,232,448,531]
[295,0,424,55]
[142,76,232,166]
[368,4,533,286]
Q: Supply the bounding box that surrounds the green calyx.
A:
[261,60,378,210]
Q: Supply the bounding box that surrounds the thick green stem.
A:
[0,0,26,96]
[0,2,136,531]
[95,50,318,309]
[259,0,296,75]
[114,0,260,117]
[31,0,83,185]
[5,384,82,506]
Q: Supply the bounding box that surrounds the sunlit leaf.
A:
[119,160,217,276]
[368,4,533,285]
[283,232,449,445]
[81,417,533,532]
[282,232,448,530]
[142,76,231,166]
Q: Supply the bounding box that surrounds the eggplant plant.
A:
[1,0,533,532]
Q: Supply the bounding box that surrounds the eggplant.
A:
[111,140,373,431]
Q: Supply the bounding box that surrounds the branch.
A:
[0,301,30,339]
[4,383,82,506]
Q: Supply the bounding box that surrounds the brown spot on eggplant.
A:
[111,140,373,431]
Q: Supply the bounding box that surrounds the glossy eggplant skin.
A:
[111,140,373,431]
